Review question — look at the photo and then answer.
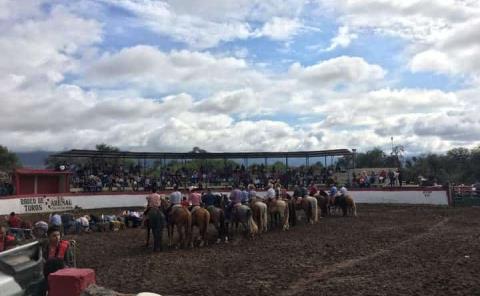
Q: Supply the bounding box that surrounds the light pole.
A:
[391,136,394,155]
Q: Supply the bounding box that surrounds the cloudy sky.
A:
[1,0,480,154]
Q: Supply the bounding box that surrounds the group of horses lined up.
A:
[145,190,357,250]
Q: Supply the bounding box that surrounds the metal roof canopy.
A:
[51,149,353,160]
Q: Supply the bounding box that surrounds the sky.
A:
[1,0,480,154]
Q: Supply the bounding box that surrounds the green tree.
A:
[95,143,120,152]
[0,145,21,172]
[355,148,388,168]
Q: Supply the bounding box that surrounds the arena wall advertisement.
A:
[0,189,449,215]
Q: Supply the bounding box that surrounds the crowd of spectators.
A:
[65,162,344,192]
[0,181,14,196]
[351,169,403,188]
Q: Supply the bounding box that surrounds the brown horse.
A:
[315,190,329,217]
[300,196,318,224]
[337,194,357,217]
[190,206,210,247]
[167,205,192,248]
[266,199,290,231]
[206,205,227,243]
[250,200,268,233]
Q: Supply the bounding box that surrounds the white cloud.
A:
[2,0,480,155]
[324,26,357,51]
[0,4,102,85]
[82,46,270,95]
[409,50,454,74]
[257,17,302,40]
[100,0,308,48]
[318,0,480,78]
[289,56,386,88]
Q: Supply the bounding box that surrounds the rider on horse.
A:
[309,182,318,197]
[202,188,217,208]
[188,190,202,213]
[226,188,242,220]
[166,186,182,222]
[266,184,276,202]
[145,192,164,252]
[339,186,348,197]
[240,186,249,204]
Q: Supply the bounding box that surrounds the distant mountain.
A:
[15,151,56,168]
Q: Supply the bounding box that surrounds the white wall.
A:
[350,190,448,205]
[0,189,449,215]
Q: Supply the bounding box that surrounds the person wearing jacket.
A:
[41,225,74,295]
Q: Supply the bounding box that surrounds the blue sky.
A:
[1,0,480,154]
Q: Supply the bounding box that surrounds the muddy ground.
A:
[71,205,480,296]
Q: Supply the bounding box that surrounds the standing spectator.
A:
[397,169,403,187]
[388,170,395,187]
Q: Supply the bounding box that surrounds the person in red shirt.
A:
[42,226,74,273]
[7,212,22,228]
[181,196,190,208]
[0,226,16,252]
[308,183,318,197]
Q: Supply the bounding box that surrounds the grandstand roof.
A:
[52,149,353,160]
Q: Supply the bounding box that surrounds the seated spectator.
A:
[76,215,90,232]
[123,211,142,228]
[33,221,49,239]
[61,213,76,235]
[0,225,16,252]
[49,213,63,232]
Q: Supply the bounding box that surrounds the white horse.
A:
[250,200,268,233]
[267,199,290,231]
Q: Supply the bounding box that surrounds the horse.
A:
[315,190,329,217]
[250,199,268,233]
[300,196,318,224]
[206,204,227,243]
[146,207,165,252]
[229,204,258,239]
[334,194,357,217]
[190,206,210,247]
[167,204,192,249]
[266,198,290,231]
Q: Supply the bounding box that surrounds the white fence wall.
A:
[0,189,449,215]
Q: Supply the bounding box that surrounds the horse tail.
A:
[262,204,268,232]
[247,209,258,235]
[219,209,226,238]
[349,196,357,217]
[185,208,192,242]
[283,202,289,230]
[311,197,318,223]
[204,209,210,235]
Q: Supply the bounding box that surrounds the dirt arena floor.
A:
[71,205,480,296]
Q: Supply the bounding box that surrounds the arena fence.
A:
[0,188,449,215]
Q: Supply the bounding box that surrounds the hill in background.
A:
[15,151,55,168]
